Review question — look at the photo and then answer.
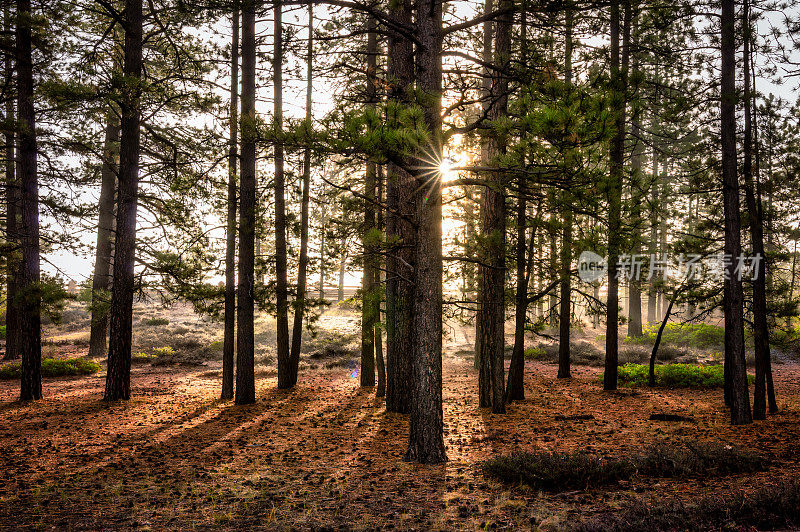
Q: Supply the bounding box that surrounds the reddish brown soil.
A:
[0,358,799,530]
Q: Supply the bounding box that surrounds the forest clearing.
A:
[3,0,800,527]
[1,303,800,529]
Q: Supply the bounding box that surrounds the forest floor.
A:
[1,302,799,530]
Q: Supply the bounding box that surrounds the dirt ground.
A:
[1,306,799,530]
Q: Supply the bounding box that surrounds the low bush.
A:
[143,317,170,326]
[618,344,684,363]
[307,331,358,360]
[0,325,5,339]
[624,322,724,349]
[636,441,767,478]
[610,363,754,388]
[575,478,800,531]
[149,346,181,365]
[131,352,157,363]
[482,451,635,491]
[524,347,546,360]
[484,442,766,493]
[0,357,101,379]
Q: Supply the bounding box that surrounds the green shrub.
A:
[624,322,724,349]
[152,346,176,357]
[0,325,5,340]
[149,346,185,366]
[143,317,170,326]
[609,363,755,388]
[0,357,101,379]
[524,347,546,360]
[131,351,157,363]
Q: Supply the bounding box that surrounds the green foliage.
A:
[0,357,100,379]
[0,325,5,340]
[152,346,176,357]
[149,346,180,366]
[624,322,724,349]
[770,319,800,357]
[39,274,73,325]
[610,363,755,388]
[524,347,546,360]
[131,352,157,363]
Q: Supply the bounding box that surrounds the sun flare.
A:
[438,157,456,181]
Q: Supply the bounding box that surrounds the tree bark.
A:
[16,0,41,400]
[337,240,346,301]
[648,72,660,325]
[558,5,574,377]
[649,287,681,386]
[274,0,292,389]
[507,168,527,401]
[384,0,414,414]
[89,112,119,359]
[318,186,326,301]
[104,0,143,401]
[289,1,314,387]
[720,0,752,425]
[742,1,776,418]
[235,0,256,405]
[604,0,628,391]
[360,15,378,388]
[4,21,19,363]
[405,0,447,464]
[375,165,386,397]
[479,0,511,414]
[475,0,492,373]
[627,11,643,339]
[222,4,239,401]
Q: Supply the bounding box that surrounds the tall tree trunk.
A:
[558,5,574,377]
[480,0,511,414]
[274,0,292,389]
[604,0,629,391]
[384,0,414,414]
[89,113,119,359]
[222,4,239,401]
[4,23,19,362]
[648,75,660,325]
[318,187,326,301]
[104,0,143,401]
[475,0,493,373]
[289,1,313,387]
[375,164,386,397]
[720,0,752,425]
[507,0,529,402]
[507,173,527,400]
[405,0,447,464]
[360,15,378,388]
[337,242,346,301]
[548,215,558,326]
[627,10,643,339]
[742,2,776,418]
[235,0,256,405]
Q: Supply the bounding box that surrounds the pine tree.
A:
[104,0,143,401]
